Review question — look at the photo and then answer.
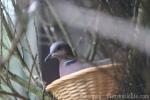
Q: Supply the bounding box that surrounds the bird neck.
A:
[59,57,77,66]
[64,59,77,66]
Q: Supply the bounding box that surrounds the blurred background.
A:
[0,0,150,99]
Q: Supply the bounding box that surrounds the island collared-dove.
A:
[45,41,111,77]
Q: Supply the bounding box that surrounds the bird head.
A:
[45,41,74,62]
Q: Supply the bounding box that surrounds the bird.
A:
[45,41,84,77]
[45,41,111,77]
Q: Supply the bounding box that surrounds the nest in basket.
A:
[46,63,123,100]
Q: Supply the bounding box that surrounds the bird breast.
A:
[59,61,84,77]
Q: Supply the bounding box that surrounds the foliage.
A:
[0,0,150,99]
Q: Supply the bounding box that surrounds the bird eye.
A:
[54,45,63,52]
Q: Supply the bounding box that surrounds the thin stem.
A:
[44,0,76,56]
[0,90,27,100]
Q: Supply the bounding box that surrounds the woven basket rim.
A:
[46,63,121,91]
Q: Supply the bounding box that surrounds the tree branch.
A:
[0,90,27,100]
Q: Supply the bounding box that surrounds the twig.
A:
[88,33,98,61]
[0,65,47,98]
[0,7,32,75]
[0,90,27,100]
[25,35,42,80]
[1,2,28,66]
[43,26,54,43]
[34,19,43,78]
[132,0,140,23]
[0,74,21,100]
[0,1,28,68]
[87,5,100,61]
[0,1,14,39]
[0,1,3,66]
[27,54,37,92]
[44,0,76,55]
[0,0,15,30]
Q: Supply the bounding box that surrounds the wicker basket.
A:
[46,63,123,100]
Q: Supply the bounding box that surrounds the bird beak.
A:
[44,53,51,62]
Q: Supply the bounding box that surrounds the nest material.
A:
[46,63,123,100]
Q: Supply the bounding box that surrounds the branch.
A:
[44,0,76,55]
[1,2,28,66]
[88,33,98,61]
[0,90,27,100]
[0,66,51,99]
